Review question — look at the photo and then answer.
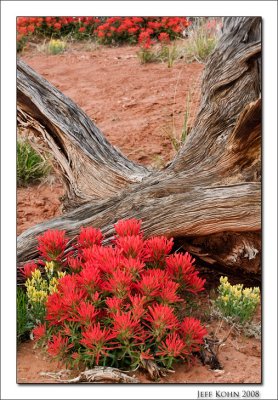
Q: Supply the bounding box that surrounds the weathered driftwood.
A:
[17,61,150,209]
[40,367,139,383]
[17,17,261,276]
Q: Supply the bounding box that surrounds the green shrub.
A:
[47,38,67,54]
[215,276,260,323]
[183,19,220,63]
[137,48,159,64]
[17,140,51,186]
[17,288,33,343]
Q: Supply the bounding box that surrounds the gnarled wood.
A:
[17,61,150,209]
[40,367,140,383]
[17,17,261,276]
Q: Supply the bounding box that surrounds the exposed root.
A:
[196,323,234,370]
[139,359,175,381]
[40,367,139,383]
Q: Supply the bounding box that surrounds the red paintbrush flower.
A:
[158,280,182,305]
[71,301,98,325]
[76,263,101,292]
[45,292,64,325]
[156,332,188,358]
[20,261,37,279]
[138,31,152,49]
[186,273,206,294]
[83,245,123,276]
[106,296,123,315]
[112,311,142,343]
[140,348,154,361]
[102,268,133,299]
[166,252,196,281]
[115,235,145,259]
[37,229,68,262]
[166,252,205,293]
[33,323,46,341]
[121,257,145,278]
[135,269,164,298]
[99,248,125,276]
[80,323,114,364]
[67,256,82,272]
[145,304,178,339]
[47,333,72,357]
[129,294,147,319]
[158,32,170,43]
[144,236,174,266]
[114,219,142,237]
[80,245,101,262]
[180,317,207,352]
[77,226,103,248]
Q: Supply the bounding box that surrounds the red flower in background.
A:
[27,25,35,33]
[37,229,68,262]
[186,273,206,294]
[138,31,152,49]
[158,32,170,43]
[20,261,37,279]
[82,245,123,275]
[53,22,62,30]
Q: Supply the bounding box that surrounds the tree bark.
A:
[17,61,150,209]
[17,17,261,277]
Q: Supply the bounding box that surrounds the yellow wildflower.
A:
[220,276,228,284]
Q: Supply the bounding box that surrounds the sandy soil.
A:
[17,42,261,384]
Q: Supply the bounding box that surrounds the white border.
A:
[1,1,277,399]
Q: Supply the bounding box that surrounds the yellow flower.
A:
[45,261,55,275]
[31,269,42,280]
[253,287,260,295]
[243,288,252,296]
[222,295,229,304]
[220,276,228,284]
[32,290,48,303]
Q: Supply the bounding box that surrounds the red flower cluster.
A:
[37,229,68,263]
[20,261,37,279]
[30,219,206,370]
[96,17,189,47]
[16,16,190,49]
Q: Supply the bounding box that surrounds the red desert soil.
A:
[17,42,261,384]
